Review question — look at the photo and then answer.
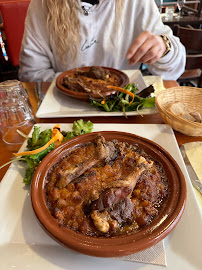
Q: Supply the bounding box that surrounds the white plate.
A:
[36,70,158,118]
[0,123,201,270]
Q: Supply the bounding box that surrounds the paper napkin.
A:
[184,142,202,210]
[123,70,147,91]
[116,240,166,266]
[143,75,165,95]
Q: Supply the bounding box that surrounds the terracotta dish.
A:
[31,131,187,257]
[56,66,129,101]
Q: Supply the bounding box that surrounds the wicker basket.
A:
[155,86,202,136]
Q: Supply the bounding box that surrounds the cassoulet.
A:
[62,66,121,94]
[45,135,168,237]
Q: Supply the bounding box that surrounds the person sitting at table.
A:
[18,0,186,82]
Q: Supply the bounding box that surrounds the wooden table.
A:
[162,13,202,28]
[0,80,202,182]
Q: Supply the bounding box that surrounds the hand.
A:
[126,31,166,65]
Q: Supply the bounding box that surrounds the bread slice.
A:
[168,102,196,122]
[190,112,202,123]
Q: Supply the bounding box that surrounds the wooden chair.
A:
[0,0,30,67]
[182,0,202,17]
[175,25,202,88]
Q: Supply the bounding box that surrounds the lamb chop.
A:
[55,135,120,189]
[75,66,110,80]
[89,155,153,233]
[63,76,92,93]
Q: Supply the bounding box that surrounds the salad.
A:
[90,83,155,117]
[0,119,93,185]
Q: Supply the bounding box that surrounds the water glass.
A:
[0,80,28,100]
[165,6,175,21]
[0,80,34,144]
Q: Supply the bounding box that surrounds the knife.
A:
[180,144,202,194]
[24,87,34,112]
[34,81,45,108]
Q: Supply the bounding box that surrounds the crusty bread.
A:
[190,112,202,123]
[169,102,196,122]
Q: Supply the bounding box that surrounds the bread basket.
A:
[155,86,202,136]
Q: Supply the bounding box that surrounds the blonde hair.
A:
[43,0,124,64]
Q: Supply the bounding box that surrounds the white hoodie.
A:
[19,0,186,82]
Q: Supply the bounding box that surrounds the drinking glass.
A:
[0,80,28,100]
[0,80,34,144]
[165,6,175,21]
